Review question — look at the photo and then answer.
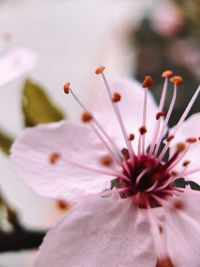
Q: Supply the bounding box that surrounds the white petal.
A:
[0,48,37,86]
[169,113,200,182]
[11,121,114,202]
[36,196,156,267]
[164,190,200,267]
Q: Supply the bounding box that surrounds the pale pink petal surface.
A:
[93,78,159,150]
[165,191,200,267]
[169,113,200,182]
[0,48,37,86]
[36,195,156,267]
[11,121,114,201]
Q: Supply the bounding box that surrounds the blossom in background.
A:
[11,67,200,267]
[0,34,37,86]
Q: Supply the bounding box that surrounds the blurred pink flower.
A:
[11,69,200,267]
[150,3,184,37]
[0,34,37,86]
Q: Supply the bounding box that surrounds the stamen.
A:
[157,83,200,162]
[170,75,183,85]
[186,137,197,143]
[63,82,130,169]
[95,65,105,75]
[156,112,165,120]
[166,135,175,142]
[140,76,151,154]
[153,82,177,157]
[62,157,130,182]
[129,133,135,141]
[100,70,135,159]
[146,199,171,265]
[161,70,173,79]
[149,73,171,156]
[121,148,130,160]
[112,92,121,102]
[63,82,70,94]
[142,75,153,88]
[81,112,93,122]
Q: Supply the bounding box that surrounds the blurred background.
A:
[0,0,199,266]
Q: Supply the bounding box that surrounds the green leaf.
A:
[173,178,186,188]
[186,181,200,191]
[0,129,13,155]
[22,79,65,127]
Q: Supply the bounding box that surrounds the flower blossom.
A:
[0,34,36,86]
[11,66,200,267]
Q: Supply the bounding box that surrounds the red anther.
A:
[176,143,185,153]
[183,160,190,167]
[81,112,93,122]
[129,133,135,141]
[63,82,70,94]
[186,137,197,143]
[161,70,173,78]
[100,155,113,166]
[56,200,70,211]
[139,126,147,135]
[156,256,174,267]
[142,75,153,88]
[95,66,105,75]
[198,137,200,141]
[112,92,121,102]
[166,135,174,142]
[121,148,130,160]
[49,152,60,164]
[170,76,183,85]
[156,111,165,120]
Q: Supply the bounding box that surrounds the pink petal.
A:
[169,113,200,182]
[11,121,114,201]
[36,195,156,267]
[0,48,37,86]
[93,78,159,150]
[164,190,200,267]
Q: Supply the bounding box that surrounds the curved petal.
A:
[165,190,200,267]
[0,48,37,86]
[93,78,159,150]
[169,113,200,182]
[36,195,156,267]
[11,121,115,201]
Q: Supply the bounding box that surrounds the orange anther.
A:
[63,82,70,94]
[112,92,121,102]
[162,70,173,78]
[183,160,190,167]
[170,76,183,85]
[49,152,60,164]
[95,66,105,75]
[142,75,153,88]
[81,112,93,122]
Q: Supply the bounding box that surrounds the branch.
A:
[0,228,46,252]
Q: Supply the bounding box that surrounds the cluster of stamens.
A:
[60,67,200,211]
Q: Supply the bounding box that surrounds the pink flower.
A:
[0,34,37,86]
[11,67,200,267]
